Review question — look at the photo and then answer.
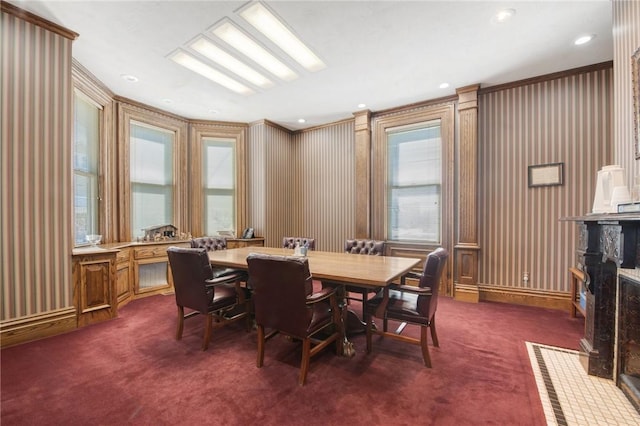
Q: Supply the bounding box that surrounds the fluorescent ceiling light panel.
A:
[190,37,274,89]
[240,2,326,72]
[211,21,298,81]
[169,50,254,95]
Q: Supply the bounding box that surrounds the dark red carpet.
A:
[1,294,583,425]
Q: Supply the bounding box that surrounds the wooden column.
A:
[455,85,480,302]
[354,110,371,239]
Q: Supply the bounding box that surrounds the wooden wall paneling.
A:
[455,84,480,303]
[354,110,371,239]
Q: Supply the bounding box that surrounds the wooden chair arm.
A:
[389,283,432,296]
[306,287,337,305]
[401,271,422,285]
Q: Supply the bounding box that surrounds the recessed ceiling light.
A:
[121,74,139,82]
[209,109,219,114]
[357,103,366,108]
[162,98,173,104]
[211,21,298,81]
[169,50,254,95]
[240,2,326,72]
[493,8,515,23]
[574,34,595,45]
[439,83,449,89]
[190,37,274,89]
[298,118,306,123]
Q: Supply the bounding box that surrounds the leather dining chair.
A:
[247,253,341,385]
[167,246,250,351]
[343,239,385,310]
[190,236,248,281]
[282,237,316,250]
[365,247,448,367]
[322,239,386,333]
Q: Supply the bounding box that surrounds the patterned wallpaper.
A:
[478,68,613,292]
[613,0,640,184]
[1,8,74,320]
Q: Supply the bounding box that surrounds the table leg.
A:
[336,285,355,357]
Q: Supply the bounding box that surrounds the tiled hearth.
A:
[527,342,640,425]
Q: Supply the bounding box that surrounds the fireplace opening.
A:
[618,273,640,413]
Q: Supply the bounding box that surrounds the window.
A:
[130,122,174,238]
[387,121,442,242]
[202,138,236,234]
[73,92,100,245]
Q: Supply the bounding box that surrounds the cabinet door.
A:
[134,257,171,294]
[73,253,117,327]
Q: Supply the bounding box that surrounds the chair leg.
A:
[176,305,185,340]
[257,324,265,368]
[430,317,439,347]
[299,337,311,386]
[420,326,432,368]
[202,314,213,351]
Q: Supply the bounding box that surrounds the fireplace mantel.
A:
[563,213,640,411]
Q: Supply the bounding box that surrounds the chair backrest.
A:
[247,253,314,338]
[282,237,316,250]
[417,247,449,317]
[167,246,214,313]
[190,236,227,251]
[344,239,385,256]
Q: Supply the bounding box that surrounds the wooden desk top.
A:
[208,246,421,289]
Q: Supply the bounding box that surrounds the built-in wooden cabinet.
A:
[132,241,189,296]
[226,237,265,249]
[72,248,118,327]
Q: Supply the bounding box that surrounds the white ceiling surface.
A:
[9,0,613,130]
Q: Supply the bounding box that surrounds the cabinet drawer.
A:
[134,246,170,259]
[116,248,130,264]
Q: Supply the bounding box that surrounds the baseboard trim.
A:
[478,285,570,311]
[0,308,77,348]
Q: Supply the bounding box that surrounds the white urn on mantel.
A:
[592,165,630,213]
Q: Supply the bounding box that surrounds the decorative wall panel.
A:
[1,7,75,320]
[478,68,613,293]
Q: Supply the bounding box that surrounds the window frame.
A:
[386,121,443,243]
[371,103,455,252]
[189,123,248,238]
[71,89,104,247]
[118,105,188,242]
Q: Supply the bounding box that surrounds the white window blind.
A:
[203,138,236,234]
[387,121,442,242]
[130,122,174,238]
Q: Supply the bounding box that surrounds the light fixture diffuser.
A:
[211,21,298,81]
[169,50,254,95]
[190,37,274,88]
[240,2,326,72]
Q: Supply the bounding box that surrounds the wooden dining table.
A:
[207,246,422,356]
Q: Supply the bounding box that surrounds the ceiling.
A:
[8,0,613,131]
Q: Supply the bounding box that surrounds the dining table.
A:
[207,246,422,356]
